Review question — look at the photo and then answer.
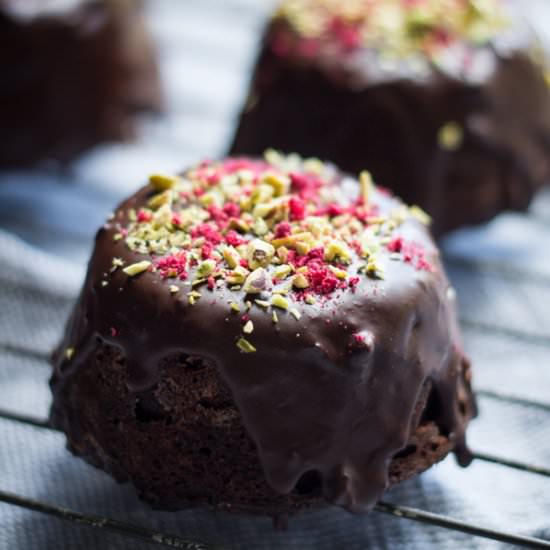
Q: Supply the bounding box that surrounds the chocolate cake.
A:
[230,0,550,235]
[50,151,475,518]
[0,0,162,167]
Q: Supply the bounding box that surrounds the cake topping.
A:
[272,0,506,62]
[113,151,433,305]
[109,151,435,351]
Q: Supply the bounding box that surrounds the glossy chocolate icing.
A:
[230,17,550,235]
[0,0,161,167]
[50,158,474,514]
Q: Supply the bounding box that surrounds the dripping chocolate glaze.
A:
[50,169,474,514]
[230,20,550,236]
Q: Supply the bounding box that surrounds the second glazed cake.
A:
[230,0,550,235]
[51,151,475,518]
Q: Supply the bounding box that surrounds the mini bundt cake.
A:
[230,0,550,235]
[50,151,475,518]
[0,0,162,167]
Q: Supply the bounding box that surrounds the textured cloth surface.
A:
[0,0,550,548]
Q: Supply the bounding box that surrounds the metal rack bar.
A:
[0,343,51,362]
[477,389,550,413]
[374,502,550,548]
[473,452,550,478]
[1,487,549,549]
[0,490,219,550]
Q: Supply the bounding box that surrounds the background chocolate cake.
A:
[50,152,475,518]
[230,0,550,235]
[0,0,162,167]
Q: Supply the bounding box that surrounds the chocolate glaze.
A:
[50,162,474,514]
[0,0,162,167]
[230,21,550,235]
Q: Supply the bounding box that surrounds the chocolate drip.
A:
[50,168,474,514]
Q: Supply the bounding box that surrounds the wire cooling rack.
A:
[1,0,550,548]
[0,251,549,549]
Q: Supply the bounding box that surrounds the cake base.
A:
[51,339,474,517]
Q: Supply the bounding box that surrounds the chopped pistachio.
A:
[276,246,289,263]
[123,261,151,277]
[305,294,316,305]
[229,217,250,233]
[247,239,275,269]
[111,257,124,271]
[295,241,310,255]
[196,259,216,278]
[250,183,274,206]
[230,302,241,313]
[254,299,270,308]
[409,205,432,226]
[187,290,201,305]
[113,233,123,242]
[438,121,463,151]
[153,203,173,228]
[226,265,249,285]
[169,285,179,294]
[149,173,179,191]
[273,264,293,280]
[264,148,283,166]
[252,217,269,236]
[359,170,373,204]
[242,267,270,294]
[272,287,290,295]
[324,240,352,263]
[292,273,310,289]
[366,259,384,280]
[148,189,173,210]
[192,278,206,287]
[101,280,108,287]
[64,347,75,360]
[252,202,275,219]
[365,216,387,226]
[289,308,301,320]
[272,311,279,323]
[223,246,241,269]
[243,320,254,334]
[262,172,290,196]
[199,191,223,208]
[328,266,347,280]
[236,337,256,353]
[270,294,289,310]
[303,157,325,174]
[332,214,350,228]
[272,231,313,249]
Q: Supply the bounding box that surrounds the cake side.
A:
[51,153,475,515]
